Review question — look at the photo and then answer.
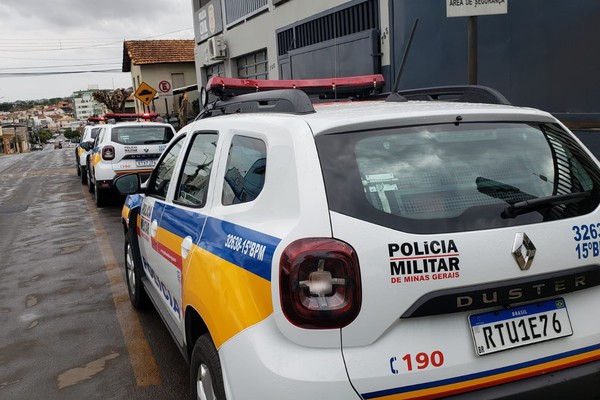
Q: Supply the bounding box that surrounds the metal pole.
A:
[468,16,478,85]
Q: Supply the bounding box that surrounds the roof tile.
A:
[122,40,195,72]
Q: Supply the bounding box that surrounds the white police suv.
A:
[83,117,175,207]
[115,75,600,399]
[75,124,101,185]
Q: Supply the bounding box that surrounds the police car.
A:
[75,124,102,185]
[114,75,600,399]
[82,117,175,207]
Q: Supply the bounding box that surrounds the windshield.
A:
[111,126,173,145]
[316,122,600,234]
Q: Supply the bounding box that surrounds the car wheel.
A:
[124,230,149,309]
[81,166,87,185]
[88,169,95,193]
[94,183,108,207]
[190,334,226,400]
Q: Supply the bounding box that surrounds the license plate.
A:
[469,298,573,356]
[136,159,156,167]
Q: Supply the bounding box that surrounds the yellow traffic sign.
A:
[134,82,157,106]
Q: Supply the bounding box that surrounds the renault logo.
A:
[143,147,149,153]
[512,233,536,270]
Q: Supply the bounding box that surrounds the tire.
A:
[124,230,149,309]
[88,167,95,193]
[94,183,108,207]
[190,334,226,400]
[81,166,88,185]
[75,150,81,175]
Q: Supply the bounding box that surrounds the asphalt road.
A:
[0,146,190,399]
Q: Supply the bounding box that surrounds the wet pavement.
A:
[0,146,189,399]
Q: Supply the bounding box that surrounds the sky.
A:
[0,0,195,102]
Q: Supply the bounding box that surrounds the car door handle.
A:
[181,236,193,259]
[150,220,158,237]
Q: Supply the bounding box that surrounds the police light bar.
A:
[87,116,105,123]
[103,113,158,121]
[207,74,385,97]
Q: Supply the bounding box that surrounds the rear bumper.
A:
[218,316,360,400]
[447,359,600,400]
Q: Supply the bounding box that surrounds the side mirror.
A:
[80,142,91,151]
[114,174,142,195]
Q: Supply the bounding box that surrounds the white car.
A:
[76,125,101,184]
[115,75,600,399]
[83,121,175,207]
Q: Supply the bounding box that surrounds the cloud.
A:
[0,0,194,101]
[0,0,193,42]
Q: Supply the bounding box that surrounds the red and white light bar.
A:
[206,74,385,97]
[103,112,158,121]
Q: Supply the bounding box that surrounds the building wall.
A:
[132,63,198,118]
[193,0,357,85]
[191,0,600,123]
[389,0,600,122]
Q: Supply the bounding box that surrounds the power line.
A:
[0,69,124,77]
[0,28,193,53]
[0,62,121,71]
[0,55,120,61]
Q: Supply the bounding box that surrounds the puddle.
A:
[25,296,37,308]
[26,321,38,330]
[59,245,83,255]
[0,380,21,390]
[57,352,119,389]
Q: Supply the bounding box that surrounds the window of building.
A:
[171,73,185,89]
[222,135,266,205]
[205,63,225,81]
[236,49,268,79]
[224,0,268,27]
[276,0,378,57]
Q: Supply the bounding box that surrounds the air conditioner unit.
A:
[208,35,228,60]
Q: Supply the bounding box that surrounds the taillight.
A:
[102,145,115,161]
[279,238,361,329]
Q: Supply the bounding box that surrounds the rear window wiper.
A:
[502,191,591,218]
[143,139,166,144]
[476,177,536,202]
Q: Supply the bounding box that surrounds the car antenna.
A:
[386,18,419,102]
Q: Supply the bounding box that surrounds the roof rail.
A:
[201,89,315,118]
[385,85,511,105]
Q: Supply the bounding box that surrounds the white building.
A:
[72,86,109,121]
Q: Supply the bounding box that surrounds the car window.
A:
[147,135,186,199]
[94,128,105,146]
[110,126,174,145]
[222,135,267,205]
[90,126,101,140]
[317,122,600,234]
[174,132,219,207]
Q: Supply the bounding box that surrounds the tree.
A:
[63,128,80,139]
[93,88,133,113]
[38,129,53,144]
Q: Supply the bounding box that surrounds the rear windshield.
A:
[316,122,600,234]
[111,126,173,145]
